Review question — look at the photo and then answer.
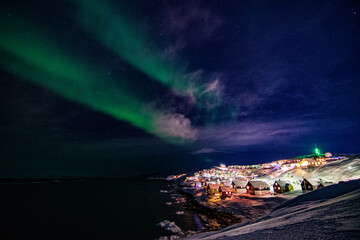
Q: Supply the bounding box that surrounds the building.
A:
[246,180,270,195]
[219,186,233,198]
[273,180,294,194]
[228,164,260,169]
[194,181,202,188]
[260,163,275,169]
[204,181,216,189]
[281,163,300,171]
[232,179,247,193]
[207,184,220,195]
[301,178,321,193]
[220,180,232,187]
[299,158,326,168]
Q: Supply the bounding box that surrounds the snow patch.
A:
[157,235,180,240]
[156,220,183,234]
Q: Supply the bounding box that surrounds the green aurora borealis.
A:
[0,10,195,143]
[73,0,192,93]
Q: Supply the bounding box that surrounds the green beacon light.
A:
[315,148,320,156]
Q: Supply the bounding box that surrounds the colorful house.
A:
[204,181,216,189]
[219,186,233,198]
[246,180,270,195]
[207,184,220,195]
[299,158,326,168]
[301,178,321,193]
[232,179,247,193]
[273,180,294,194]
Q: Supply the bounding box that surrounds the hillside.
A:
[185,179,360,239]
[258,155,360,190]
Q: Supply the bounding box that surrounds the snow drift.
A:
[185,179,360,239]
[260,156,360,191]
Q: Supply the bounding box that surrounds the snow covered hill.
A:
[309,156,360,182]
[185,179,360,239]
[259,155,360,191]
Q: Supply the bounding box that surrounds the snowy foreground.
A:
[185,179,360,239]
[184,187,296,222]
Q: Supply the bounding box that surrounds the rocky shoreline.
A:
[178,188,243,232]
[168,181,290,239]
[165,181,244,238]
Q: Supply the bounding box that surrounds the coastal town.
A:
[155,149,359,239]
[182,147,350,198]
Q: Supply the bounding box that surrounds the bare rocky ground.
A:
[173,184,293,239]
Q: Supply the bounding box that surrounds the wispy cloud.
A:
[167,68,225,116]
[197,120,317,148]
[192,147,219,154]
[153,111,198,142]
[164,39,186,58]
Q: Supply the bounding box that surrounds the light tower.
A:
[314,143,320,158]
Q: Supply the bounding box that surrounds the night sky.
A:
[0,0,359,178]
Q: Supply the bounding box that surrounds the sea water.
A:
[0,179,202,240]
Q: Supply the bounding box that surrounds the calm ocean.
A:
[0,179,202,240]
